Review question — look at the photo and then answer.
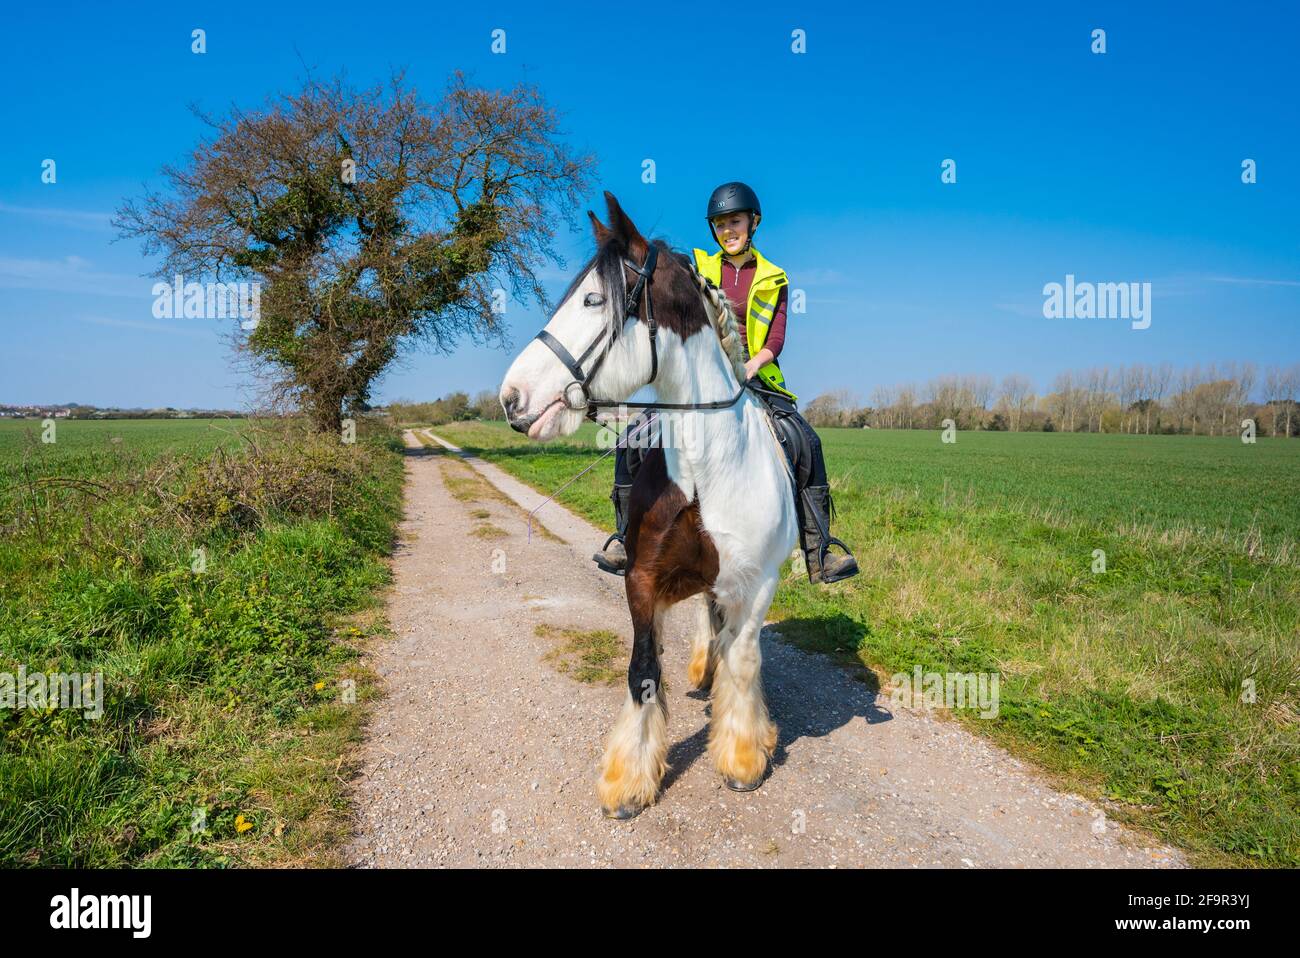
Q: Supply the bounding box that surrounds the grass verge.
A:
[0,418,404,867]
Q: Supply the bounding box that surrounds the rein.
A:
[525,412,659,543]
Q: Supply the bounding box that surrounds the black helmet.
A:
[706,181,761,221]
[706,181,762,252]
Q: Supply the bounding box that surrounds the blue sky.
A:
[2,0,1296,408]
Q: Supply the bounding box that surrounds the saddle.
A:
[750,385,814,492]
[620,384,814,492]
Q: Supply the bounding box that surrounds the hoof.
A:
[603,803,644,821]
[725,776,763,793]
[687,675,714,694]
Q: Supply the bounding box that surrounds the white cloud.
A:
[1205,275,1300,288]
[0,255,145,298]
[72,314,221,339]
[0,204,114,231]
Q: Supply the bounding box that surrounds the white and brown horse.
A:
[500,192,799,818]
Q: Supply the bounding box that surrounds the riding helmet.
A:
[706,181,762,250]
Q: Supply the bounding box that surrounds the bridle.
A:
[532,243,747,421]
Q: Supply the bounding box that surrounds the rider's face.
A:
[711,212,751,255]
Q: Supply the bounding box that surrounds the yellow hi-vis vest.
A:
[692,247,797,401]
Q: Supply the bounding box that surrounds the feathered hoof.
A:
[603,803,645,821]
[686,655,715,692]
[724,775,764,793]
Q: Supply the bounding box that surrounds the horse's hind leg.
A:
[708,576,779,792]
[597,577,668,819]
[688,595,726,691]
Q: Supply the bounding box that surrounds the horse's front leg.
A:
[597,572,668,819]
[709,574,779,791]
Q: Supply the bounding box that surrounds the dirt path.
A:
[346,430,1184,868]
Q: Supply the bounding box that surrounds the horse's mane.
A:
[679,252,749,386]
[569,229,789,476]
[560,235,750,387]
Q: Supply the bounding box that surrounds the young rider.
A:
[592,182,859,584]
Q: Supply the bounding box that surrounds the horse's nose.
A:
[500,386,524,422]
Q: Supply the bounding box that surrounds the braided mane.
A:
[683,259,748,385]
[681,253,790,480]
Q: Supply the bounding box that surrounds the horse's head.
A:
[500,191,720,441]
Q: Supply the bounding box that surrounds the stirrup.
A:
[592,533,627,577]
[816,537,858,584]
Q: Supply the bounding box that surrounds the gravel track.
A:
[345,430,1183,868]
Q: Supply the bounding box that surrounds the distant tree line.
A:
[387,390,506,426]
[418,361,1298,437]
[803,362,1300,436]
[0,405,251,420]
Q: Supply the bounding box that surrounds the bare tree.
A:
[926,375,964,427]
[1048,370,1078,432]
[471,389,506,420]
[804,390,857,428]
[1116,365,1135,433]
[1264,366,1285,436]
[1229,362,1257,436]
[1170,366,1201,433]
[1082,367,1112,433]
[868,385,893,428]
[998,374,1034,431]
[897,383,918,429]
[1125,363,1157,434]
[1280,364,1300,437]
[1150,362,1172,434]
[968,375,994,428]
[116,71,594,432]
[1188,368,1233,437]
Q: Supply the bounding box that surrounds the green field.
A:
[432,420,1300,867]
[0,418,403,867]
[0,418,252,462]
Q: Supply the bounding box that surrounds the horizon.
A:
[4,355,1295,412]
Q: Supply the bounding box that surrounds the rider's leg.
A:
[793,411,858,583]
[593,414,653,575]
[749,387,859,585]
[592,447,634,575]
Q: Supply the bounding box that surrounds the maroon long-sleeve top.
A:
[718,257,787,359]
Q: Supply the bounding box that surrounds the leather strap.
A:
[533,242,747,417]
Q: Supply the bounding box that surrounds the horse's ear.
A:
[588,210,612,246]
[603,191,647,257]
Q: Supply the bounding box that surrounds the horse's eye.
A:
[584,293,605,308]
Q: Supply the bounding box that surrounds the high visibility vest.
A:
[692,247,797,401]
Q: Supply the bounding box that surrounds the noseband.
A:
[532,243,746,419]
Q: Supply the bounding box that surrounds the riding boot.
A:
[798,484,859,584]
[592,483,632,576]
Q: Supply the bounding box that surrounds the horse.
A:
[499,192,800,819]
